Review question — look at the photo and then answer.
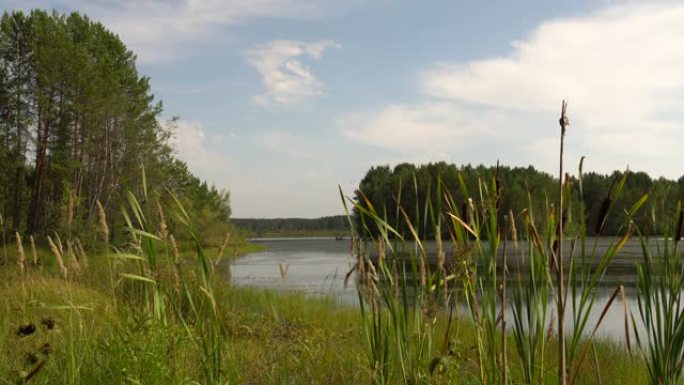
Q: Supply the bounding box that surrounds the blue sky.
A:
[3,0,684,217]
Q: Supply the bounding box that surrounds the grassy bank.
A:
[0,246,646,385]
[0,258,365,384]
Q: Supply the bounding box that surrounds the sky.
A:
[2,0,684,218]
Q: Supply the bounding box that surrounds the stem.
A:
[558,100,568,385]
[502,216,508,385]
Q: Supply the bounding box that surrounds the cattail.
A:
[156,199,168,240]
[215,233,230,266]
[460,202,469,228]
[495,175,502,211]
[418,251,427,288]
[596,197,611,235]
[435,227,447,303]
[508,210,518,250]
[96,200,109,242]
[47,236,67,279]
[357,240,366,287]
[278,262,289,284]
[377,236,385,267]
[676,204,684,242]
[169,234,180,264]
[29,235,37,266]
[366,257,380,299]
[66,240,81,274]
[546,310,556,343]
[74,238,88,270]
[596,177,618,235]
[15,232,26,276]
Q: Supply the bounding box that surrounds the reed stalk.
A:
[15,232,25,276]
[558,100,568,385]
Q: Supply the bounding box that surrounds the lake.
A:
[228,236,667,343]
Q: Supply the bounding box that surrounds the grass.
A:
[0,260,367,384]
[0,103,678,384]
[341,102,664,385]
[0,258,646,385]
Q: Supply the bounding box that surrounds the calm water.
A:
[228,237,669,343]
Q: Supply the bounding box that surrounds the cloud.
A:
[343,2,684,177]
[10,0,326,63]
[165,119,233,182]
[342,102,498,151]
[247,40,340,106]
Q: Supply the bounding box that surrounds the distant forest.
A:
[0,10,232,244]
[353,162,684,238]
[233,216,349,236]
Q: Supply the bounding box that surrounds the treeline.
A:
[354,162,684,238]
[0,10,231,244]
[233,216,349,236]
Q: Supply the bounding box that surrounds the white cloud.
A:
[342,102,496,151]
[165,119,233,181]
[11,0,326,63]
[343,2,684,178]
[247,40,340,106]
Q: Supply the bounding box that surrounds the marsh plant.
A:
[346,102,656,385]
[632,205,684,385]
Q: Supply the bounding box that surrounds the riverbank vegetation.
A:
[2,7,684,385]
[0,10,233,249]
[233,216,349,238]
[355,161,683,238]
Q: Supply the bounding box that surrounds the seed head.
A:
[96,200,109,242]
[15,232,26,275]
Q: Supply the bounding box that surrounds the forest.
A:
[0,10,232,245]
[353,161,684,238]
[232,216,349,236]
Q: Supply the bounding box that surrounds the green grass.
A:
[0,260,366,384]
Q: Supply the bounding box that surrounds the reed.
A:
[633,203,684,385]
[15,232,26,276]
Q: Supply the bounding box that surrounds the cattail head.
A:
[596,197,611,235]
[508,210,518,250]
[435,230,445,272]
[546,310,556,343]
[495,176,502,211]
[418,252,427,288]
[278,262,289,284]
[96,200,109,242]
[15,232,26,275]
[377,236,385,267]
[215,233,230,266]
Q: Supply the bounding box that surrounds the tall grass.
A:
[346,102,652,385]
[633,203,684,385]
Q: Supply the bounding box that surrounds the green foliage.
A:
[633,205,684,385]
[232,215,349,237]
[354,162,682,239]
[0,10,232,245]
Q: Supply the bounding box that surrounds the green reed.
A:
[633,203,684,385]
